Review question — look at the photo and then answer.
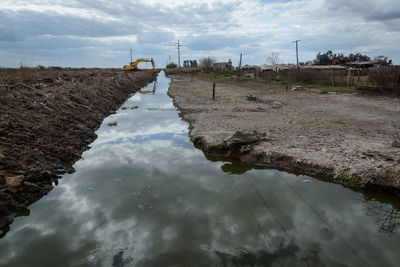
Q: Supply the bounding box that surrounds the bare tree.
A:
[199,57,216,73]
[266,52,281,66]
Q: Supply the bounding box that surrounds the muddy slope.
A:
[168,74,400,195]
[0,68,157,230]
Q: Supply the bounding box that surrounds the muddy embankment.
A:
[0,68,157,231]
[168,74,400,195]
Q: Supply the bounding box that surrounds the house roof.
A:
[348,61,380,66]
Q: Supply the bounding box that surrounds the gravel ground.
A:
[168,73,400,194]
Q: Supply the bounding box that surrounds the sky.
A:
[0,0,399,68]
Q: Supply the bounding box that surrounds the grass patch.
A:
[392,140,400,148]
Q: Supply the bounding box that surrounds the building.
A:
[213,60,233,72]
[347,61,381,69]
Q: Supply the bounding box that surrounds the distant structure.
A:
[183,60,198,68]
[347,61,381,69]
[213,59,233,72]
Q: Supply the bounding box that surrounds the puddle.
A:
[1,71,400,266]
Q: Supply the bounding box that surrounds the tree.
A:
[313,50,334,65]
[266,52,281,66]
[166,62,178,69]
[348,53,370,62]
[313,51,371,65]
[374,55,389,65]
[199,57,216,72]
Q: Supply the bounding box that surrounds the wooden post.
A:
[212,82,215,100]
[347,69,351,87]
[191,72,193,82]
[331,68,335,86]
[357,68,360,82]
[239,53,242,77]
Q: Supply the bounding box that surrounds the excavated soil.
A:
[0,68,157,231]
[168,74,400,195]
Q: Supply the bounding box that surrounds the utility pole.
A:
[130,48,133,62]
[176,40,182,68]
[292,40,301,68]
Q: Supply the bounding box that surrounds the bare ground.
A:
[168,74,400,194]
[0,68,157,231]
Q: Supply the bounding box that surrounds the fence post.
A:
[212,82,215,100]
[331,68,335,86]
[347,69,351,87]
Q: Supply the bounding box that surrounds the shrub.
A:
[166,62,178,69]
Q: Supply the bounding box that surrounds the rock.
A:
[131,106,138,109]
[291,86,305,91]
[224,130,267,153]
[272,101,282,108]
[5,175,24,187]
[34,83,46,89]
[245,94,256,100]
[240,145,251,154]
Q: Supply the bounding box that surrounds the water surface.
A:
[1,71,400,267]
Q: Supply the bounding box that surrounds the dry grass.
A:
[369,66,400,95]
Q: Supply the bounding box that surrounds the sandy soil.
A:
[168,74,400,194]
[0,68,157,231]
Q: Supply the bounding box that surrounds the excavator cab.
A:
[123,58,156,72]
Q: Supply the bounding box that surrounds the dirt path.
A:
[0,69,157,231]
[168,74,400,194]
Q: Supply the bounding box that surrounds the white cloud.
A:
[0,0,399,67]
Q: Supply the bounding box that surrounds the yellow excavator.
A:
[123,58,156,72]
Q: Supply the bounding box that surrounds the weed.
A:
[393,132,400,148]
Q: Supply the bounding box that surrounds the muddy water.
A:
[1,71,400,267]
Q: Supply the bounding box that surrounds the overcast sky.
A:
[1,0,399,68]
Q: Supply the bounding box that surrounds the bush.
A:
[166,62,178,69]
[199,57,216,73]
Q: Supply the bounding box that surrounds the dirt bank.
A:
[168,74,400,194]
[0,68,157,231]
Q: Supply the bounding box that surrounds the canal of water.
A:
[1,71,400,266]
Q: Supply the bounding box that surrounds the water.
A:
[1,71,400,266]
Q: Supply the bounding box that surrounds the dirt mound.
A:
[0,68,157,230]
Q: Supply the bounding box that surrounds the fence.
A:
[277,69,348,86]
[368,66,400,95]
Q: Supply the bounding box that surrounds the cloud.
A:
[0,0,399,67]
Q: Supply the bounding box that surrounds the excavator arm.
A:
[123,58,155,72]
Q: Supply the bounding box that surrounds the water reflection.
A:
[138,77,157,95]
[362,195,400,235]
[0,71,400,267]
